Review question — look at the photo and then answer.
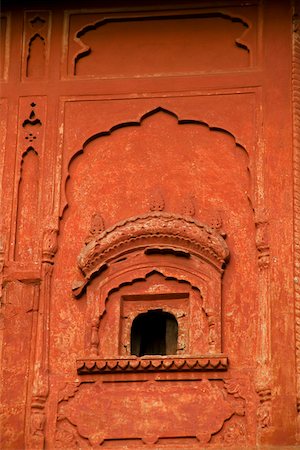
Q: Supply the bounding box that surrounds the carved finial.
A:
[210,214,222,230]
[181,197,195,217]
[149,190,165,212]
[210,211,226,238]
[42,226,58,263]
[85,212,105,244]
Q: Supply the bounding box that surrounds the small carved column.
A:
[254,214,272,434]
[27,223,58,449]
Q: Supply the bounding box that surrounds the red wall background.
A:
[0,1,298,448]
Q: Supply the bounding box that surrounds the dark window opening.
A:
[130,309,178,356]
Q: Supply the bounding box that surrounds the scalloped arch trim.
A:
[73,212,229,297]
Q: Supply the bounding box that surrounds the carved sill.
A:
[76,355,228,374]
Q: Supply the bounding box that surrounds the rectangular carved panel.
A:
[63,6,258,79]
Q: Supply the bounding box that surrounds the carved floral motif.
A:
[85,212,105,244]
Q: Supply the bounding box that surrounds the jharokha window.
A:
[74,211,230,374]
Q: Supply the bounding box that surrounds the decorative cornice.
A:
[76,355,228,374]
[74,212,229,297]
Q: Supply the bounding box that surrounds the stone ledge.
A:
[76,355,228,374]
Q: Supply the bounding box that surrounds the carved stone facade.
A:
[0,0,297,448]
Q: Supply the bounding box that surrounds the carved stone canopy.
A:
[73,212,229,297]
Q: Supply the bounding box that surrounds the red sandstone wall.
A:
[0,1,297,448]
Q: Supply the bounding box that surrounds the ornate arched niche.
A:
[74,211,230,374]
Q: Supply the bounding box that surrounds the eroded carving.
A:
[256,388,272,428]
[73,211,229,297]
[181,196,195,217]
[55,418,78,449]
[255,212,270,269]
[222,422,247,445]
[149,190,165,212]
[85,212,105,245]
[42,225,58,263]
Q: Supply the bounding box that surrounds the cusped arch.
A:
[62,106,251,218]
[99,268,203,318]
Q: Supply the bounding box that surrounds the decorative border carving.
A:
[293,2,300,429]
[76,355,228,374]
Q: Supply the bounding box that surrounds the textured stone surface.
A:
[0,0,297,448]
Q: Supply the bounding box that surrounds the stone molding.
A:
[76,355,228,374]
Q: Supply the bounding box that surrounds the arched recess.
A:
[61,106,252,219]
[15,147,39,262]
[26,33,45,78]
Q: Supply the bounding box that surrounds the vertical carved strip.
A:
[255,213,272,431]
[22,12,51,80]
[293,3,300,437]
[11,98,46,262]
[28,223,58,449]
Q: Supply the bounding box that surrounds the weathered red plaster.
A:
[0,0,298,448]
